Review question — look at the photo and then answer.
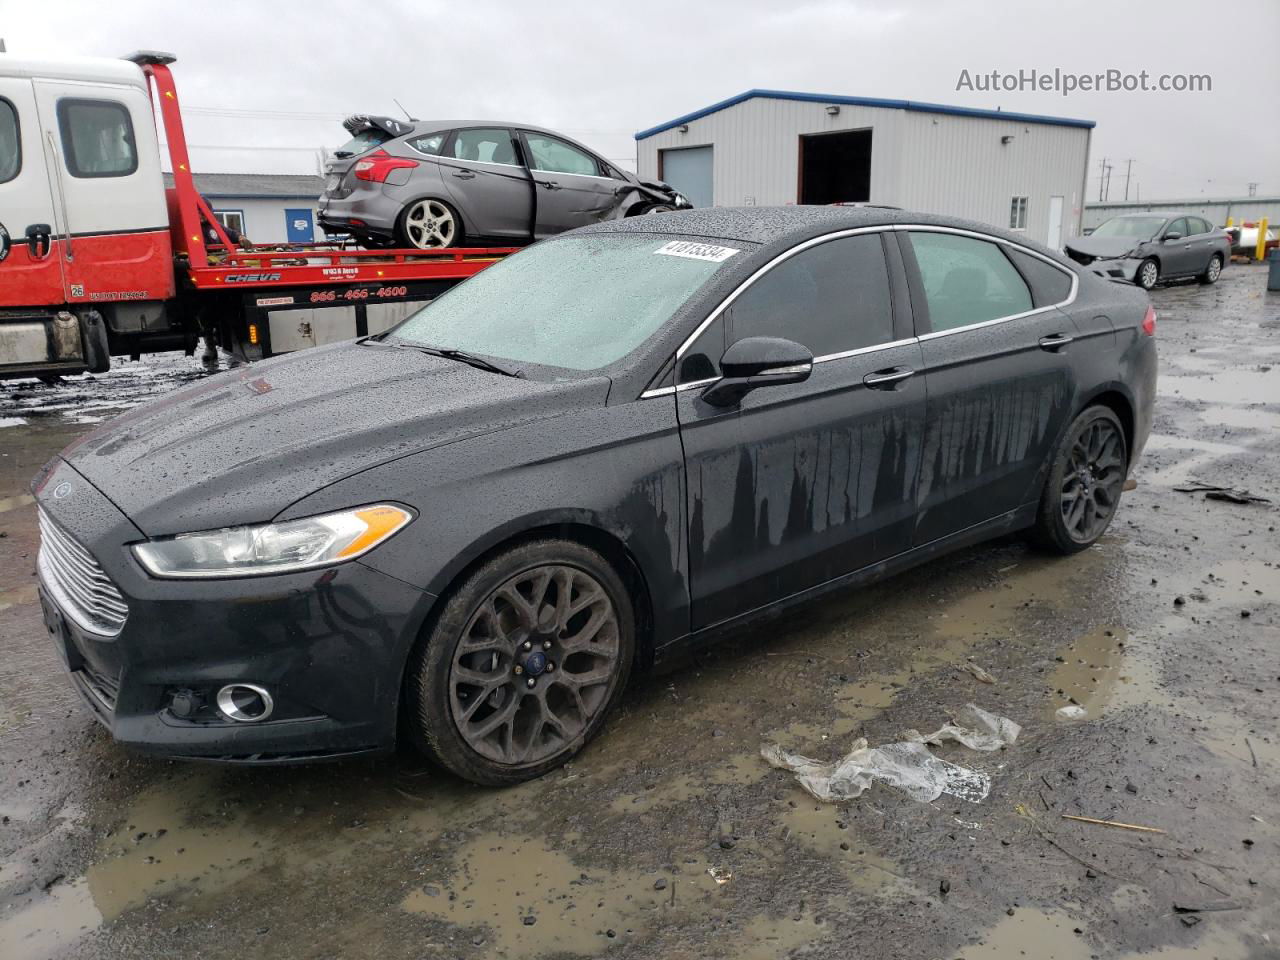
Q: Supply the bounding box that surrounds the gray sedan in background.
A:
[318,116,691,249]
[1065,213,1231,290]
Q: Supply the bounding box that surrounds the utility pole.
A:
[1123,159,1135,201]
[1248,182,1258,197]
[1098,157,1108,202]
[1103,162,1114,202]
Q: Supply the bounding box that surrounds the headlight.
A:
[132,504,414,578]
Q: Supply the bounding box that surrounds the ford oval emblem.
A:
[52,481,72,500]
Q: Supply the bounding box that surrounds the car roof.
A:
[402,121,581,139]
[574,205,1061,252]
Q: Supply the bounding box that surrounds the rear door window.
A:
[1005,247,1073,307]
[0,98,18,183]
[450,128,519,166]
[908,232,1033,332]
[56,99,137,178]
[408,132,445,156]
[523,133,601,177]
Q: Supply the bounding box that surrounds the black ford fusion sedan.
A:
[33,207,1156,784]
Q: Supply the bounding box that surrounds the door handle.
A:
[1038,333,1074,351]
[863,366,915,389]
[539,180,562,190]
[25,224,52,260]
[452,170,476,180]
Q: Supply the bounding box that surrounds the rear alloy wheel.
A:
[1136,257,1159,290]
[1199,253,1223,285]
[1031,406,1128,554]
[408,540,634,785]
[398,199,460,249]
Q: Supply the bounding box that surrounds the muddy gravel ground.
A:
[1,268,1277,960]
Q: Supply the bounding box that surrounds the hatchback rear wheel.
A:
[1031,405,1128,554]
[397,198,461,249]
[407,540,635,785]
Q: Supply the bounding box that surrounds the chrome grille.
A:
[37,508,129,636]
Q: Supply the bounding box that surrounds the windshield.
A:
[334,129,390,158]
[390,234,743,372]
[1091,216,1166,239]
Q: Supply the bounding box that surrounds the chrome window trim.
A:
[640,223,1080,400]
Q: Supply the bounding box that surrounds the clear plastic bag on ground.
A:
[905,703,1022,751]
[761,704,1020,804]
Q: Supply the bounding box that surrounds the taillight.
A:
[1141,305,1156,336]
[352,149,418,183]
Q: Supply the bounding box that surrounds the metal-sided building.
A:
[635,90,1093,250]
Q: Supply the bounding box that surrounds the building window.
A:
[214,210,245,235]
[1009,196,1029,231]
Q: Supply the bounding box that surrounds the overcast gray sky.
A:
[2,0,1275,200]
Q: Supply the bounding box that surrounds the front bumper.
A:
[33,459,437,762]
[1088,258,1142,282]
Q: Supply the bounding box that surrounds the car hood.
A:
[58,340,608,537]
[1064,235,1147,258]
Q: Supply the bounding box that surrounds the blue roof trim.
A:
[634,89,1095,140]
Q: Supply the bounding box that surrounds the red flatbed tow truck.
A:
[0,51,515,380]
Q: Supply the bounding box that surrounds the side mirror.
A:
[1163,231,1183,242]
[701,336,813,407]
[1082,227,1095,236]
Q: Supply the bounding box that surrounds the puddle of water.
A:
[402,832,703,958]
[1044,627,1161,719]
[780,798,914,895]
[0,878,102,960]
[960,908,1090,959]
[1138,434,1252,488]
[1200,404,1280,432]
[738,911,826,960]
[1159,371,1278,406]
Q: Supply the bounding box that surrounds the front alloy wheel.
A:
[408,541,634,784]
[1136,258,1159,290]
[400,199,458,249]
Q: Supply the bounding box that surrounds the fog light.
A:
[169,688,204,719]
[216,683,274,723]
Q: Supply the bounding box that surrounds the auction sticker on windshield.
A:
[654,240,740,262]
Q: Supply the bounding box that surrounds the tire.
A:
[1199,253,1223,285]
[396,198,462,249]
[1135,257,1159,290]
[406,539,635,785]
[1031,406,1128,555]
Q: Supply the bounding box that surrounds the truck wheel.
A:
[406,539,635,785]
[1030,405,1128,555]
[82,311,111,374]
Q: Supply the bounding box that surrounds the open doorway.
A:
[799,129,872,204]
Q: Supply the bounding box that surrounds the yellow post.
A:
[1225,216,1233,228]
[1257,217,1270,262]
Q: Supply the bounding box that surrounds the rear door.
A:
[32,78,173,305]
[902,229,1079,545]
[519,131,619,237]
[675,231,925,630]
[1160,217,1197,276]
[0,75,64,307]
[439,127,533,241]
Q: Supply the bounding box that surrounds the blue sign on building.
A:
[285,208,315,243]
